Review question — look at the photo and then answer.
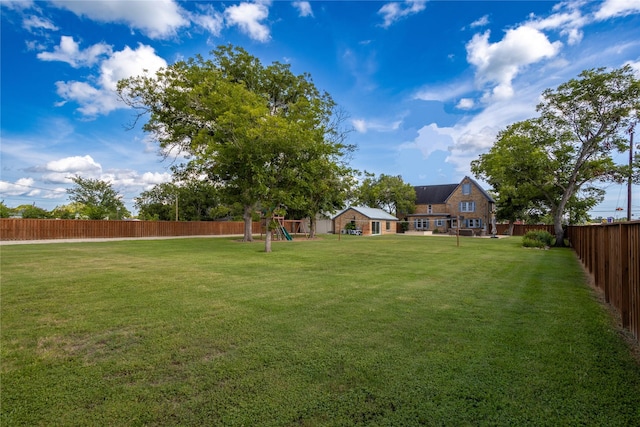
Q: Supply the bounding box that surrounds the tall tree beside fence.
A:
[118,45,354,251]
[473,66,640,245]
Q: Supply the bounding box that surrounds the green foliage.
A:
[2,236,639,425]
[119,45,355,248]
[473,66,639,247]
[354,172,416,216]
[344,221,356,230]
[523,230,554,248]
[135,179,232,221]
[20,205,51,219]
[0,201,11,218]
[66,176,130,219]
[50,203,85,219]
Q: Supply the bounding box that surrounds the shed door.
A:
[371,221,381,235]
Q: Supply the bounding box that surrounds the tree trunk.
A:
[508,220,515,236]
[309,216,316,239]
[553,182,574,247]
[265,215,273,253]
[243,205,254,242]
[553,209,566,247]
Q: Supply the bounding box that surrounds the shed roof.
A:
[332,206,398,221]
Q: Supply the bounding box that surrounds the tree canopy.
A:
[66,175,130,220]
[354,172,416,217]
[472,66,639,245]
[118,45,354,251]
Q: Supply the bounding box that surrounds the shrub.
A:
[523,230,554,248]
[522,237,546,248]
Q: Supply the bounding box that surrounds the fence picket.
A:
[0,219,261,241]
[568,222,640,342]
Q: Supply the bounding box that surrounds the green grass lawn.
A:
[2,235,639,426]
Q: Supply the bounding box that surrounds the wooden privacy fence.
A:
[495,224,555,236]
[0,219,261,241]
[567,222,640,342]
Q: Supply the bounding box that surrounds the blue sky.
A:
[1,0,639,219]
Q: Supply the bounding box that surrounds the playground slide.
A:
[280,226,293,241]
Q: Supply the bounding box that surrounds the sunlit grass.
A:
[2,235,639,425]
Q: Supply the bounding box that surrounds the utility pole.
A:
[629,122,635,222]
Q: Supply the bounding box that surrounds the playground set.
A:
[262,216,309,240]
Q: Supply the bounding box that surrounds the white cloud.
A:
[42,188,67,199]
[99,44,167,91]
[353,119,367,133]
[51,0,189,39]
[456,98,475,110]
[526,9,586,46]
[46,155,102,173]
[378,0,427,28]
[37,36,112,68]
[470,15,489,28]
[53,43,167,117]
[141,172,173,186]
[22,15,58,31]
[594,0,640,20]
[414,79,474,102]
[466,26,562,101]
[399,123,455,159]
[293,1,313,17]
[224,2,271,42]
[190,4,224,36]
[0,178,40,197]
[401,80,542,176]
[0,0,34,11]
[97,169,172,189]
[41,155,103,183]
[352,118,401,134]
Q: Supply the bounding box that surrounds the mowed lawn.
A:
[1,235,639,426]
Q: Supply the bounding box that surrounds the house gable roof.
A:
[414,184,459,204]
[332,206,398,221]
[462,176,495,203]
[414,177,495,205]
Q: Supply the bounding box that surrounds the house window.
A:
[462,183,471,195]
[386,221,391,231]
[459,201,475,212]
[435,219,445,227]
[451,218,458,228]
[466,218,482,228]
[414,219,429,230]
[427,204,433,214]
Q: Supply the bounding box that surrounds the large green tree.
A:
[66,175,130,220]
[118,45,353,251]
[354,172,416,217]
[537,66,639,245]
[473,66,639,246]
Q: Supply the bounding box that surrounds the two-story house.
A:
[406,176,495,235]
